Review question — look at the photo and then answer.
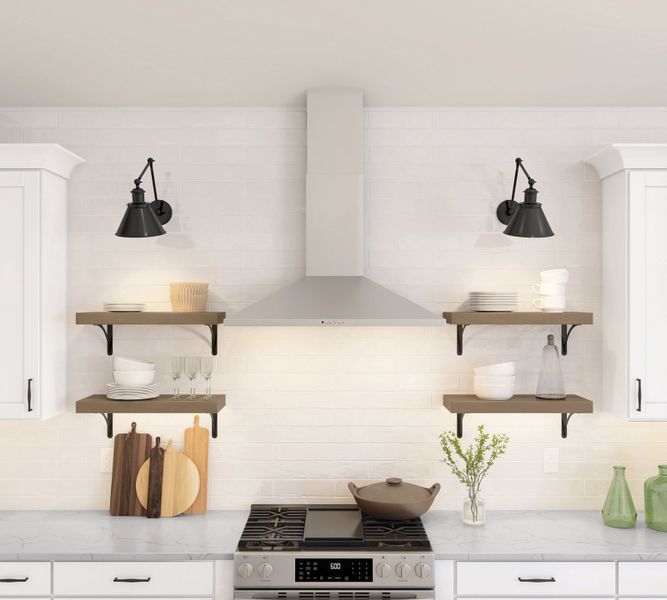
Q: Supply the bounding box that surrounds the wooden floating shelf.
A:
[75,311,226,355]
[76,394,226,439]
[442,311,594,356]
[443,394,593,439]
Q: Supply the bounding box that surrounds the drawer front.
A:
[0,563,50,596]
[456,562,615,596]
[53,562,213,596]
[619,562,667,595]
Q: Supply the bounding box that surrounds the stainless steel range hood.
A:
[225,88,441,326]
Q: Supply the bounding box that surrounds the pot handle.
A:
[429,483,441,497]
[347,482,360,498]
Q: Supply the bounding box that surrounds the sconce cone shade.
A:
[503,186,554,238]
[116,186,166,238]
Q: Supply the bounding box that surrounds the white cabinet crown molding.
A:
[587,143,667,179]
[0,144,84,179]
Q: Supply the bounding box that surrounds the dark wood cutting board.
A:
[109,422,152,516]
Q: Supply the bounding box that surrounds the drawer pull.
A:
[0,578,29,583]
[518,577,556,583]
[113,577,151,583]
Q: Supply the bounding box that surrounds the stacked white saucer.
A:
[470,291,518,312]
[532,269,569,312]
[473,362,516,401]
[107,356,158,400]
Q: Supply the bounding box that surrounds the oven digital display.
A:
[295,559,373,582]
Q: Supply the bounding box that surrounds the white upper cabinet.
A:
[588,144,667,421]
[0,144,84,420]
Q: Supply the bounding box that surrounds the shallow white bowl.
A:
[113,356,155,371]
[113,370,155,386]
[473,382,515,401]
[473,361,516,376]
[474,375,516,386]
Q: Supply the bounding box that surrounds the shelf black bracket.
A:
[208,324,218,356]
[456,324,468,356]
[101,413,113,438]
[95,324,114,355]
[456,413,465,438]
[560,324,579,356]
[98,411,219,439]
[456,411,576,439]
[561,413,574,438]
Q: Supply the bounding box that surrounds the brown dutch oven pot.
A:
[348,477,441,520]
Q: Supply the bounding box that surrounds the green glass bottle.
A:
[645,465,667,532]
[602,466,637,528]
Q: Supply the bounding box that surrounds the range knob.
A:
[396,563,411,578]
[237,563,253,578]
[376,562,392,578]
[257,563,273,578]
[414,563,431,578]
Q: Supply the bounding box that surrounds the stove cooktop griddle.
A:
[238,504,431,552]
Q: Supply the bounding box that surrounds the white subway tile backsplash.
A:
[0,106,664,510]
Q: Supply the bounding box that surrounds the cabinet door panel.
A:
[629,176,667,419]
[619,562,667,595]
[0,172,39,419]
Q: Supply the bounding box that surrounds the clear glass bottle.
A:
[602,466,637,528]
[645,465,667,532]
[536,334,566,400]
[463,494,485,526]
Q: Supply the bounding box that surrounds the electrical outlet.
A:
[543,447,559,473]
[99,447,114,473]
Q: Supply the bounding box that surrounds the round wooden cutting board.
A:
[136,440,200,517]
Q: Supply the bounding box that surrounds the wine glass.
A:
[169,356,184,399]
[185,356,200,398]
[200,356,214,398]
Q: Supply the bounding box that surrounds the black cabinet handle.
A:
[27,378,33,412]
[518,577,556,583]
[0,578,29,583]
[113,577,151,583]
[636,378,642,412]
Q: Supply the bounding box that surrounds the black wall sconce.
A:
[116,157,173,237]
[496,157,554,238]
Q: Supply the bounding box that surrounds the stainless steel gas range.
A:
[234,505,435,600]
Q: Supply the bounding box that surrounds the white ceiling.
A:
[2,0,667,106]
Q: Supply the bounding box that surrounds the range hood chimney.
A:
[225,88,441,326]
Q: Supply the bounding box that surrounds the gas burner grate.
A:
[362,516,429,546]
[240,505,307,545]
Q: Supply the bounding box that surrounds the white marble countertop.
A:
[0,510,666,561]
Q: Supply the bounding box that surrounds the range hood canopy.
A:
[225,88,441,326]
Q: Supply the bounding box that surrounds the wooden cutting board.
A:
[184,415,209,515]
[146,437,165,519]
[136,440,200,517]
[110,422,152,516]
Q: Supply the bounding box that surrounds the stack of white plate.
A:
[103,302,146,312]
[106,356,158,400]
[469,291,518,312]
[106,383,159,400]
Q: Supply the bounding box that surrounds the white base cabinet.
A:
[588,144,667,421]
[0,145,83,421]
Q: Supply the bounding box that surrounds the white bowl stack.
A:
[473,362,516,400]
[469,291,518,312]
[532,269,569,312]
[107,356,159,400]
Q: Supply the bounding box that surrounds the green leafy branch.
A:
[439,424,509,504]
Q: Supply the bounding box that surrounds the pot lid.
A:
[353,478,433,504]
